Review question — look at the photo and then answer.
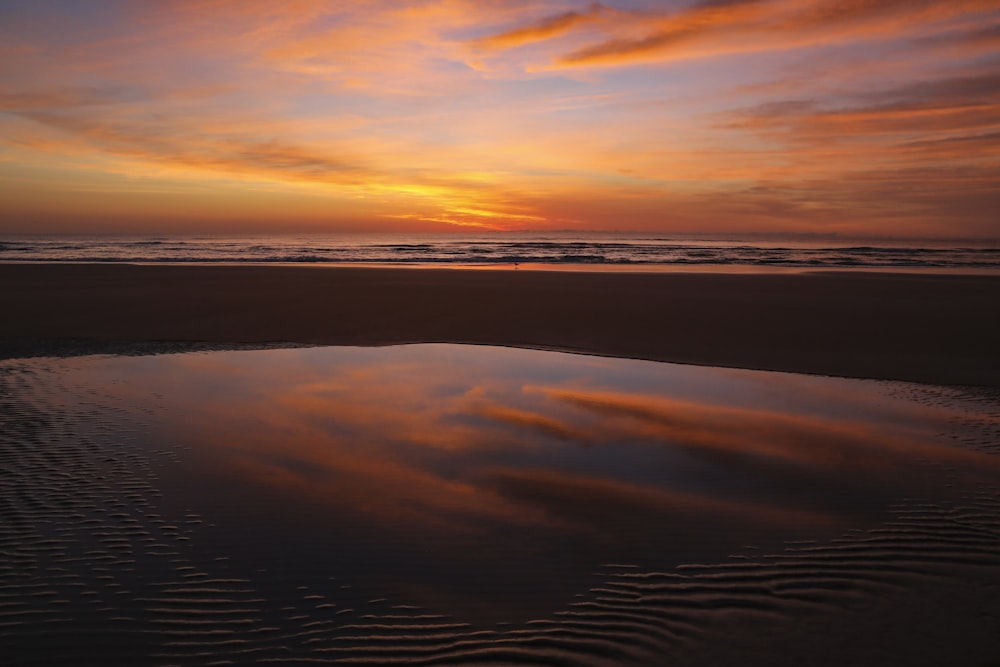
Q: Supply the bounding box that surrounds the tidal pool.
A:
[2,344,999,665]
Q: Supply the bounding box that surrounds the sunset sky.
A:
[1,0,998,237]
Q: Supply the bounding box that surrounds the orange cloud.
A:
[537,386,1000,478]
[1,0,998,236]
[555,0,999,67]
[471,3,607,50]
[142,347,883,546]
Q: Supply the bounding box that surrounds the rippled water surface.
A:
[2,345,999,665]
[2,233,999,270]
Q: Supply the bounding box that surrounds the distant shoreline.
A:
[2,263,998,386]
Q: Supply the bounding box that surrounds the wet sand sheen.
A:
[2,345,999,665]
[2,263,999,385]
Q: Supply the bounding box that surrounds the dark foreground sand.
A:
[3,269,1000,666]
[1,263,998,385]
[3,334,1000,666]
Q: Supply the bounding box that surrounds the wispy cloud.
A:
[554,0,999,66]
[1,0,997,235]
[471,3,607,51]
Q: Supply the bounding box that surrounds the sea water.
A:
[2,232,999,271]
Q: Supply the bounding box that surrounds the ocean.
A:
[1,233,998,271]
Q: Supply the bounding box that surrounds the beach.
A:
[5,2,999,663]
[3,264,1000,665]
[3,334,1000,665]
[1,263,998,385]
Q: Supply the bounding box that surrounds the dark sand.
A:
[3,344,1000,666]
[1,263,998,385]
[3,269,1000,666]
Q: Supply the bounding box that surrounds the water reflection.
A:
[85,345,993,624]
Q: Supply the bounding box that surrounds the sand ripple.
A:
[1,358,999,665]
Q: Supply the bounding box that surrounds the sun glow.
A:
[1,1,998,236]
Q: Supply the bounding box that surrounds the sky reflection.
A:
[81,344,991,624]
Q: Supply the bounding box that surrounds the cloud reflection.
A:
[84,344,995,620]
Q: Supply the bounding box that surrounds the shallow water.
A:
[2,345,999,665]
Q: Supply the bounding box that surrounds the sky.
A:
[0,0,998,237]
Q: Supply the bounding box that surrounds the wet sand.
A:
[2,346,1000,665]
[1,263,999,385]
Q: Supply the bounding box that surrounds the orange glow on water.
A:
[26,343,1000,626]
[103,345,991,548]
